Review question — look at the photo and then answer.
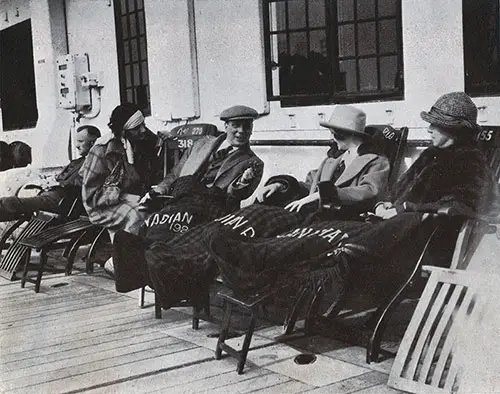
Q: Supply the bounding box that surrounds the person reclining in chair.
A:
[140,105,264,243]
[0,125,101,222]
[256,105,391,219]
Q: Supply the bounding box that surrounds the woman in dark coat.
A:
[207,92,500,297]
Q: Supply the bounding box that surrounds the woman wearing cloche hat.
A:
[375,91,499,219]
[256,104,391,218]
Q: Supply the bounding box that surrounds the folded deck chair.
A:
[0,193,84,281]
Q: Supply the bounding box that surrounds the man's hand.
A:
[139,192,152,205]
[285,193,319,212]
[240,167,255,184]
[256,183,282,203]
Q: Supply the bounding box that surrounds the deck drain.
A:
[51,282,69,288]
[294,353,317,365]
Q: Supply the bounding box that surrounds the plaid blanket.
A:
[207,212,434,297]
[146,204,306,307]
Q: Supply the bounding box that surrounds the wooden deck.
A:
[0,269,406,394]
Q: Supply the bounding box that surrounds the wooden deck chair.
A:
[213,125,409,373]
[388,267,498,394]
[137,123,219,322]
[295,125,500,364]
[19,217,108,292]
[0,193,84,281]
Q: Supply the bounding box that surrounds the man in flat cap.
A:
[147,105,264,209]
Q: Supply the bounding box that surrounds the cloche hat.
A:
[420,92,481,132]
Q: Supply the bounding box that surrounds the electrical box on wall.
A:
[56,54,91,111]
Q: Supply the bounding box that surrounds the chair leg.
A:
[192,304,201,330]
[215,301,232,360]
[304,286,322,334]
[154,291,162,319]
[86,227,108,274]
[237,311,257,374]
[66,231,87,275]
[34,249,47,293]
[139,286,146,308]
[283,284,309,335]
[20,250,31,288]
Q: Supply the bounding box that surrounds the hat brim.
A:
[319,121,371,137]
[420,111,481,132]
[222,116,257,121]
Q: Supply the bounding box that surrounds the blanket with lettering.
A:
[207,212,436,297]
[146,204,306,308]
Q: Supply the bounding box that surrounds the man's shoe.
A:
[104,258,115,279]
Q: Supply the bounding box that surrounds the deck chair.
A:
[213,125,409,374]
[388,217,500,394]
[291,125,500,364]
[0,192,84,281]
[135,123,219,320]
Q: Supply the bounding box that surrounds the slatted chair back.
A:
[365,125,409,185]
[0,193,84,280]
[388,267,490,394]
[158,123,220,177]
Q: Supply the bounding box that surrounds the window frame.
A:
[113,0,151,115]
[262,0,404,107]
[463,0,500,97]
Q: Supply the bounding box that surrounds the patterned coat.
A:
[80,133,160,234]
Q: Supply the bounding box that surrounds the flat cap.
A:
[220,105,259,121]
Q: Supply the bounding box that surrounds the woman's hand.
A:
[375,202,397,219]
[285,193,319,212]
[256,183,282,203]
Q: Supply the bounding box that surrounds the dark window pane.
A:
[0,19,38,130]
[126,88,133,103]
[289,32,308,57]
[142,60,149,82]
[339,59,357,92]
[128,0,136,12]
[378,0,397,17]
[288,0,307,29]
[380,55,398,89]
[120,0,127,15]
[125,64,132,87]
[310,30,327,56]
[338,24,355,57]
[337,0,354,22]
[123,41,130,63]
[357,0,375,20]
[271,1,287,31]
[137,0,144,10]
[133,63,141,86]
[121,16,129,39]
[359,57,378,91]
[138,10,145,35]
[129,13,137,37]
[358,22,376,56]
[464,0,500,94]
[139,36,147,60]
[130,38,139,62]
[379,19,397,53]
[308,0,326,28]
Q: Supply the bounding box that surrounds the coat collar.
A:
[335,153,379,185]
[214,146,254,181]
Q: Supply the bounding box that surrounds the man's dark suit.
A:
[155,133,263,208]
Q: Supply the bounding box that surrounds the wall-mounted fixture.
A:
[477,105,488,123]
[15,8,19,17]
[4,11,8,22]
[288,113,297,128]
